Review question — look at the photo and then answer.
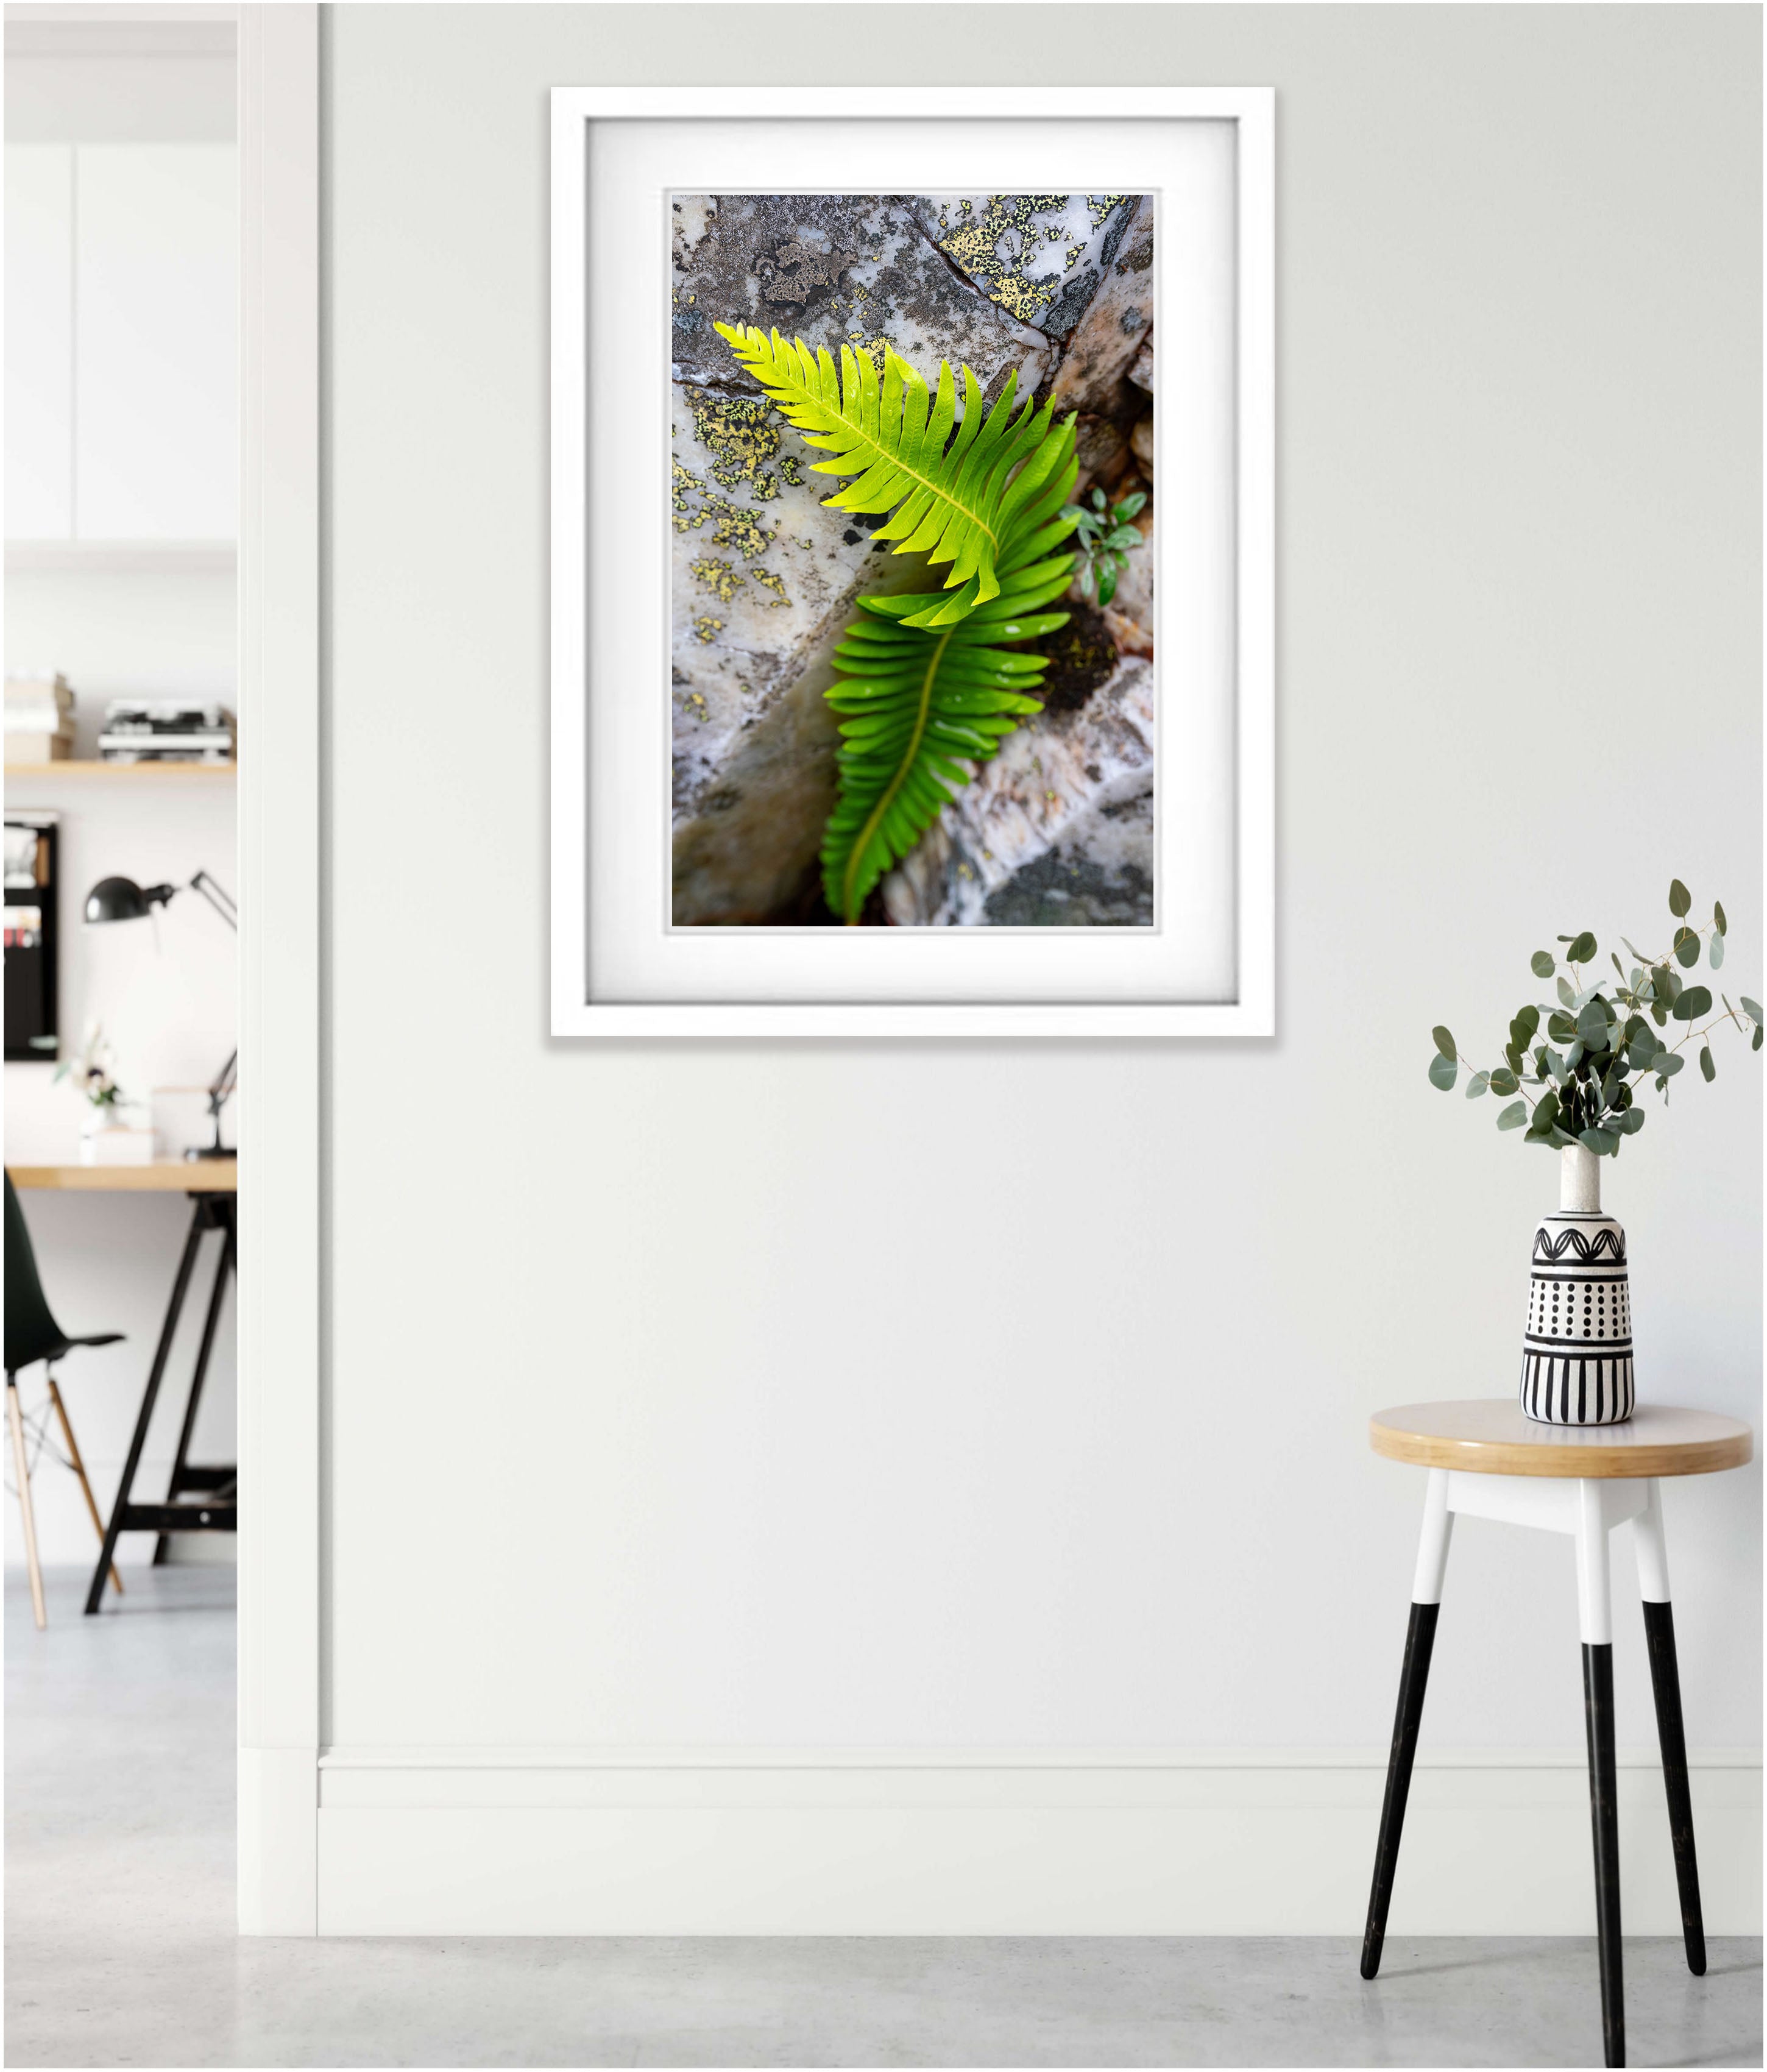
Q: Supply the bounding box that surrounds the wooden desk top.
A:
[6,1160,237,1194]
[1372,1400,1752,1480]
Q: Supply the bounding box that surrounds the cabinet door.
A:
[5,145,75,541]
[75,144,236,540]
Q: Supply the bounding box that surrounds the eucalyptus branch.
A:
[1429,880,1761,1157]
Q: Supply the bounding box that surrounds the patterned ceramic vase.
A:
[1520,1144,1635,1426]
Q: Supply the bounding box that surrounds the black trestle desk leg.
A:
[1642,1600,1705,1976]
[85,1199,207,1614]
[1361,1599,1440,1979]
[1584,1640,1625,2068]
[153,1209,233,1566]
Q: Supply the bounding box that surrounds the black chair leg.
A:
[1642,1599,1705,1976]
[1584,1641,1625,2068]
[1361,1600,1439,1979]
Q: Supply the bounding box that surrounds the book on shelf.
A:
[5,673,76,734]
[4,729,73,766]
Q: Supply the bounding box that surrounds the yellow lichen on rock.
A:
[686,388,782,500]
[689,556,746,604]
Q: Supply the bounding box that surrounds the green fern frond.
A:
[820,552,1076,924]
[714,321,1078,630]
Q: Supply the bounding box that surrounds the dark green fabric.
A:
[5,1172,68,1374]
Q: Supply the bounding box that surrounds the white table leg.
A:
[1411,1466,1454,1605]
[1361,1468,1453,1979]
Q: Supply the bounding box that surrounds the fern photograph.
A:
[671,192,1155,928]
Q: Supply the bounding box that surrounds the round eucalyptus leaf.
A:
[1710,931,1725,969]
[1617,1107,1646,1135]
[1674,926,1700,968]
[1529,951,1555,979]
[1657,1051,1685,1077]
[1496,1100,1528,1130]
[1576,1001,1610,1049]
[1490,1068,1519,1096]
[1431,1025,1456,1059]
[1547,1011,1577,1044]
[1465,1071,1490,1099]
[1579,1127,1620,1156]
[1741,996,1765,1023]
[1700,1045,1716,1083]
[1714,899,1727,937]
[1669,878,1691,918]
[1671,985,1712,1022]
[1755,1025,1763,1052]
[1569,931,1598,963]
[1556,976,1576,1009]
[1428,1052,1457,1091]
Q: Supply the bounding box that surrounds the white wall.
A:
[320,5,1760,1931]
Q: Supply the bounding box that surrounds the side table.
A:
[1361,1399,1753,2070]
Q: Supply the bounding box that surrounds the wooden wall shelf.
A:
[5,759,236,781]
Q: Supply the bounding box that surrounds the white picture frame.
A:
[551,87,1273,1037]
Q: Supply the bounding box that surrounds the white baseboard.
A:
[314,1747,1762,1937]
[240,1745,317,1934]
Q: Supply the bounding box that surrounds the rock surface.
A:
[907,193,1142,338]
[671,194,1049,397]
[669,192,1159,927]
[880,656,1155,928]
[1048,195,1156,416]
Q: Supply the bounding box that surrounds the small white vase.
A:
[1520,1144,1635,1425]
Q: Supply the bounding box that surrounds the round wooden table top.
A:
[1370,1400,1753,1480]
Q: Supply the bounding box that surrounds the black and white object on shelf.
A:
[98,700,235,765]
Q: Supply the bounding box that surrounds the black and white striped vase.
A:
[1520,1144,1635,1426]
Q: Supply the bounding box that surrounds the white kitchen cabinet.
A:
[5,145,76,539]
[4,143,235,545]
[75,144,236,540]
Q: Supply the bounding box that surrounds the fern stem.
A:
[841,625,955,924]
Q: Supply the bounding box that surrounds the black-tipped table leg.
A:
[1361,1600,1440,1979]
[1583,1641,1625,2068]
[1643,1600,1706,1973]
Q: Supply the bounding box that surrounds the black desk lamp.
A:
[84,871,237,1161]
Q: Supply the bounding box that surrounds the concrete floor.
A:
[6,1566,1762,2070]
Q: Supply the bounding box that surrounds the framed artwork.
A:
[551,88,1273,1036]
[4,814,59,1063]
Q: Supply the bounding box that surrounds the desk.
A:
[7,1160,237,1612]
